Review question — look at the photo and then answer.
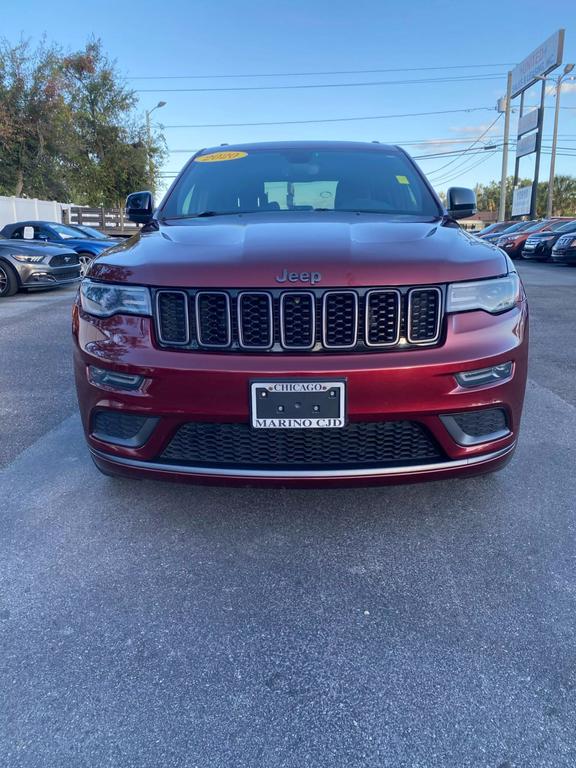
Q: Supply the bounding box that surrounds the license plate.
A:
[250,380,346,429]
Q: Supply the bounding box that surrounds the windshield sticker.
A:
[194,151,248,163]
[396,175,410,185]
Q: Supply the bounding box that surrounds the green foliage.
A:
[0,38,166,205]
[474,175,576,218]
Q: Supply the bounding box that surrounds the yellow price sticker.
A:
[396,175,410,185]
[194,151,248,163]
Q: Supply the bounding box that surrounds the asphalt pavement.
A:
[1,264,576,767]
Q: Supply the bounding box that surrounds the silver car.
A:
[0,236,80,298]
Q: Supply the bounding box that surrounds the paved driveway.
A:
[1,264,576,767]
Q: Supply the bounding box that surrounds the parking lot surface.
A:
[1,263,576,767]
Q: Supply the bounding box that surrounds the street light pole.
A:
[145,101,167,191]
[546,64,574,217]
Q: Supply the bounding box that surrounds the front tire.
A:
[78,253,93,278]
[0,262,19,297]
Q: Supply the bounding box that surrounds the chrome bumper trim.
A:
[91,442,516,479]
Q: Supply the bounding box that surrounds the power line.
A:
[425,114,503,176]
[135,72,507,94]
[161,106,494,129]
[128,63,517,81]
[430,151,500,186]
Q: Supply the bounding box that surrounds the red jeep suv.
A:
[73,142,528,486]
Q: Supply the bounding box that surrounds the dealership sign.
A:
[516,132,538,159]
[511,30,564,98]
[512,186,532,217]
[517,108,539,137]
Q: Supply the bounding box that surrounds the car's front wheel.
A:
[0,262,19,298]
[78,253,93,278]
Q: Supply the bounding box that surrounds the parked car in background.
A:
[497,218,573,259]
[0,235,79,298]
[475,221,515,239]
[69,224,118,241]
[0,221,116,277]
[522,218,576,261]
[481,220,535,245]
[551,231,576,264]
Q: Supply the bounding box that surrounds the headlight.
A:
[12,253,45,263]
[80,279,151,318]
[447,274,521,314]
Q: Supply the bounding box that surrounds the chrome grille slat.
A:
[365,290,401,347]
[322,291,359,349]
[237,292,273,349]
[195,291,231,347]
[154,287,444,352]
[156,290,190,346]
[280,291,316,349]
[407,287,442,344]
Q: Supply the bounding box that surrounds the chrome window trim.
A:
[322,290,359,349]
[279,291,316,350]
[155,290,190,346]
[237,291,274,350]
[195,290,232,348]
[407,286,443,345]
[364,289,402,347]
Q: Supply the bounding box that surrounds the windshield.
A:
[478,222,509,235]
[160,147,442,220]
[72,225,107,239]
[523,219,572,234]
[51,223,84,239]
[556,220,576,233]
[499,221,534,235]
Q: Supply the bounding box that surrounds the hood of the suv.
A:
[89,212,508,287]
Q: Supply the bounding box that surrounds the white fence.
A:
[0,196,71,228]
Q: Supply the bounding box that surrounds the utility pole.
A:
[545,63,574,217]
[145,101,167,191]
[498,72,512,221]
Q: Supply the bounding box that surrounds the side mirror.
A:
[126,191,154,224]
[446,187,477,220]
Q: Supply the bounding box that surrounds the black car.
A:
[552,231,576,264]
[0,236,80,298]
[523,219,576,261]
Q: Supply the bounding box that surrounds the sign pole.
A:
[529,79,547,219]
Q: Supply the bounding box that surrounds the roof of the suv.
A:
[196,140,400,155]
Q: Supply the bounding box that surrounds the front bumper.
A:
[16,262,81,290]
[73,301,529,486]
[522,242,552,261]
[551,248,576,264]
[498,241,523,259]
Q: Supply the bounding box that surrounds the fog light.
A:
[455,362,513,389]
[88,366,144,391]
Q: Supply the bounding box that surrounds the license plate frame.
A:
[250,380,346,429]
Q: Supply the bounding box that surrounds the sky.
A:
[3,0,576,199]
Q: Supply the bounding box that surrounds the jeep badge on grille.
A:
[275,269,321,284]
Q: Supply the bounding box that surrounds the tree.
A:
[0,37,166,204]
[0,38,71,199]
